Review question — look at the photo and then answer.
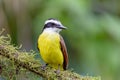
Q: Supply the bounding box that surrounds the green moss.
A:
[0,29,101,80]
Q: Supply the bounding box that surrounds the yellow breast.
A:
[38,31,64,70]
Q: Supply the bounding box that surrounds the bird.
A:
[37,18,68,70]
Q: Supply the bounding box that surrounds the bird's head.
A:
[43,18,67,33]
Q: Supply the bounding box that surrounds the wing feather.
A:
[60,36,68,70]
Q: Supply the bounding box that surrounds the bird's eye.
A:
[51,23,55,26]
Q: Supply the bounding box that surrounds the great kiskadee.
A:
[37,18,68,70]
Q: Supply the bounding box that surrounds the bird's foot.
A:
[55,69,60,75]
[41,64,48,70]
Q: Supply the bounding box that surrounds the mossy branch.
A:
[0,30,101,80]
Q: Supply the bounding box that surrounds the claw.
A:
[54,64,61,75]
[41,63,48,70]
[55,69,60,75]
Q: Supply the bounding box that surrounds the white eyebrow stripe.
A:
[45,20,61,25]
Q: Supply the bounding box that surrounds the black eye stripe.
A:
[43,22,58,30]
[51,23,55,25]
[47,22,57,26]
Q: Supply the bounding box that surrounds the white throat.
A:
[43,28,62,33]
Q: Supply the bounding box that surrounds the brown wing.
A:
[60,36,68,70]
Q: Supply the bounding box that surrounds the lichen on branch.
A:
[0,29,101,80]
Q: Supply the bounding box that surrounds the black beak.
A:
[57,25,67,29]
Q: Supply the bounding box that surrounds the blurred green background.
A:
[0,0,120,80]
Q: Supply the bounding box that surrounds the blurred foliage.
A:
[0,0,120,80]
